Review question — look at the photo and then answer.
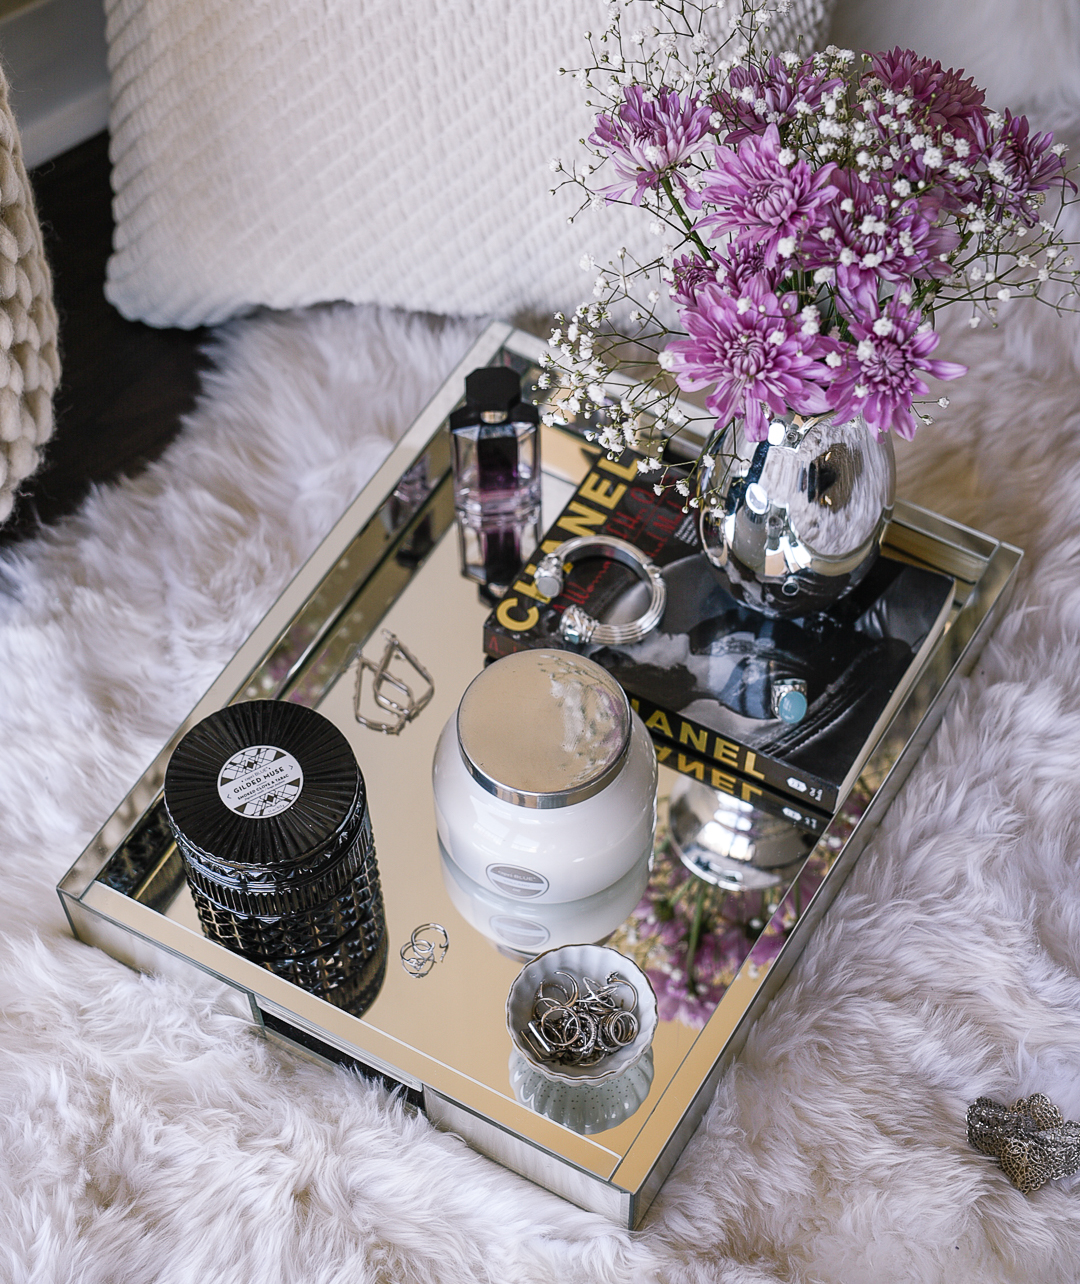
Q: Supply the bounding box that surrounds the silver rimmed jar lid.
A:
[456,649,631,809]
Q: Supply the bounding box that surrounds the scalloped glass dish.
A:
[505,942,658,1085]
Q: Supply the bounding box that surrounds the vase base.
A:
[704,545,885,619]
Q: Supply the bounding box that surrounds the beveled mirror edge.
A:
[58,321,517,903]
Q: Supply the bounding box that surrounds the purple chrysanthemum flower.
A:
[799,171,959,312]
[590,85,713,206]
[662,275,835,440]
[713,241,775,294]
[869,48,987,144]
[695,124,839,267]
[861,50,990,204]
[710,55,843,145]
[670,244,777,307]
[975,110,1074,225]
[829,297,966,439]
[669,253,718,307]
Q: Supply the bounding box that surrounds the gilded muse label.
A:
[217,745,304,818]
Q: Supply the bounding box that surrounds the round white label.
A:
[486,864,549,899]
[217,744,304,818]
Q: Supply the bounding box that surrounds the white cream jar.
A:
[432,649,657,905]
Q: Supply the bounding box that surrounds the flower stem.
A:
[661,175,712,261]
[685,878,710,995]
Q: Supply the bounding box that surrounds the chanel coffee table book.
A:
[484,448,954,812]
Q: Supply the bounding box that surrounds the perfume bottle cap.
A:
[450,366,539,428]
[465,366,521,414]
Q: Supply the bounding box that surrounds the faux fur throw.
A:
[6,0,1080,1274]
[0,66,59,523]
[0,275,1078,1281]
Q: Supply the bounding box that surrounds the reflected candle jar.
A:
[163,700,386,1014]
[438,834,651,958]
[433,650,657,906]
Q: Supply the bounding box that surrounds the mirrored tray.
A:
[58,322,1022,1227]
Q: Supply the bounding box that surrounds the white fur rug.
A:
[6,8,1080,1279]
[0,299,1077,1284]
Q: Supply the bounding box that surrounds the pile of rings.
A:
[522,969,640,1067]
[400,922,449,977]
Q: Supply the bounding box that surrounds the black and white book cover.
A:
[483,448,954,811]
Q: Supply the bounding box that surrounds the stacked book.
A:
[483,448,954,817]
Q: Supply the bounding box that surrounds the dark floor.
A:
[0,131,207,547]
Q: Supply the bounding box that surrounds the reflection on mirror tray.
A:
[440,773,835,1033]
[509,1047,655,1136]
[438,836,652,959]
[667,775,816,891]
[607,796,829,1030]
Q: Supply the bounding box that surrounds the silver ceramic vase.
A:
[697,409,896,618]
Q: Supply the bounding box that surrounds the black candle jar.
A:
[163,699,386,1014]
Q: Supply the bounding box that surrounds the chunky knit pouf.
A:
[0,67,59,523]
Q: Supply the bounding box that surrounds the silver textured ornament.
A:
[967,1094,1080,1193]
[698,410,896,618]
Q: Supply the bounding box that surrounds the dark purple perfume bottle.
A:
[449,366,541,599]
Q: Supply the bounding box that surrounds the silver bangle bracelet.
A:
[533,535,667,647]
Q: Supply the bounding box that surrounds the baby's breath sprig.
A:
[544,0,1080,465]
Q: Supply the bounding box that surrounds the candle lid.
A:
[456,649,630,809]
[164,699,363,875]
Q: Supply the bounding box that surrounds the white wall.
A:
[828,0,1080,123]
[0,0,109,168]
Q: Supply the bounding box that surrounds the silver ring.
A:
[400,922,450,977]
[532,535,666,647]
[399,942,434,977]
[411,922,449,962]
[770,678,808,724]
[523,965,641,1067]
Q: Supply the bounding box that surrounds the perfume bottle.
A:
[449,365,541,599]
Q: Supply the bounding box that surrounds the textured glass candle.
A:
[163,700,386,1014]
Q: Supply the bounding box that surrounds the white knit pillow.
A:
[104,0,835,329]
